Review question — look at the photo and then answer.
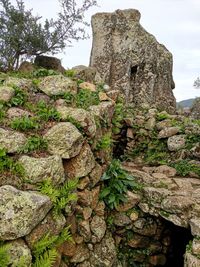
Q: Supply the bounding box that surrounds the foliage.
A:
[112,98,125,134]
[65,116,83,132]
[75,89,100,109]
[37,178,78,217]
[96,133,113,151]
[19,135,48,153]
[156,112,170,121]
[171,160,200,177]
[0,103,6,121]
[64,69,75,78]
[35,101,61,122]
[194,77,200,88]
[0,148,24,176]
[32,226,72,267]
[0,0,97,70]
[10,116,39,131]
[186,133,200,149]
[32,68,58,78]
[7,86,27,107]
[100,159,143,210]
[0,242,10,267]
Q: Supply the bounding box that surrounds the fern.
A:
[37,178,78,217]
[32,249,58,267]
[32,227,72,267]
[0,242,11,267]
[32,233,58,256]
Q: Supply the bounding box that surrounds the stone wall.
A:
[0,67,200,266]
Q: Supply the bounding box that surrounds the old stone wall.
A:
[90,9,176,114]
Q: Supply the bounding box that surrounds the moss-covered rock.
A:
[0,185,52,240]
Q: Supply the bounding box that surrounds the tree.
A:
[0,0,97,70]
[194,77,200,88]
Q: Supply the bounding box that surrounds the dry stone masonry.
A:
[0,8,199,267]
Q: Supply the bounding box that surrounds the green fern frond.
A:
[32,248,58,267]
[16,255,28,267]
[32,233,58,256]
[0,243,11,267]
[55,226,73,246]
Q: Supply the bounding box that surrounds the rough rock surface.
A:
[0,86,14,102]
[34,55,65,73]
[90,9,176,113]
[167,135,186,151]
[44,122,84,159]
[8,239,32,267]
[56,106,96,137]
[0,128,27,153]
[0,185,52,240]
[64,142,96,178]
[19,155,65,185]
[39,75,77,96]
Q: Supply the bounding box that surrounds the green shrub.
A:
[10,116,39,131]
[37,179,78,217]
[186,134,200,149]
[35,101,61,122]
[19,136,48,153]
[75,89,100,109]
[0,242,11,267]
[7,86,27,107]
[96,133,113,151]
[64,69,75,78]
[32,226,72,267]
[100,159,142,210]
[156,112,170,121]
[0,149,24,176]
[171,160,200,177]
[32,69,59,78]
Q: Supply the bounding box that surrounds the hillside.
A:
[177,98,195,108]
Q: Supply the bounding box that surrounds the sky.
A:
[22,1,200,101]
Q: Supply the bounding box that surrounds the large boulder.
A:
[44,122,84,159]
[0,185,52,240]
[34,55,65,73]
[90,9,176,113]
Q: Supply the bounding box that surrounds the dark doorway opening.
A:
[162,220,192,267]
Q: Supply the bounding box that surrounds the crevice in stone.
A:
[163,220,192,267]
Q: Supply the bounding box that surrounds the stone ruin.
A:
[90,9,176,113]
[0,8,200,267]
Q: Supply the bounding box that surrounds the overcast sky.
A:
[24,0,200,101]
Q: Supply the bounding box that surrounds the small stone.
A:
[94,201,105,217]
[114,213,131,226]
[154,165,177,177]
[62,241,77,257]
[190,218,200,236]
[184,252,200,267]
[149,254,166,266]
[78,220,91,242]
[77,190,92,207]
[158,127,180,139]
[130,211,139,221]
[7,107,33,119]
[64,143,96,178]
[99,92,110,101]
[192,239,200,256]
[145,117,156,130]
[79,82,96,92]
[89,163,103,188]
[77,177,90,190]
[128,235,150,248]
[0,128,27,153]
[156,119,172,130]
[0,86,14,102]
[91,186,100,210]
[90,216,106,242]
[70,244,90,263]
[167,135,186,151]
[83,207,93,220]
[44,122,84,159]
[116,191,141,212]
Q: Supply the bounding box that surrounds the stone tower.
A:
[90,9,176,113]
